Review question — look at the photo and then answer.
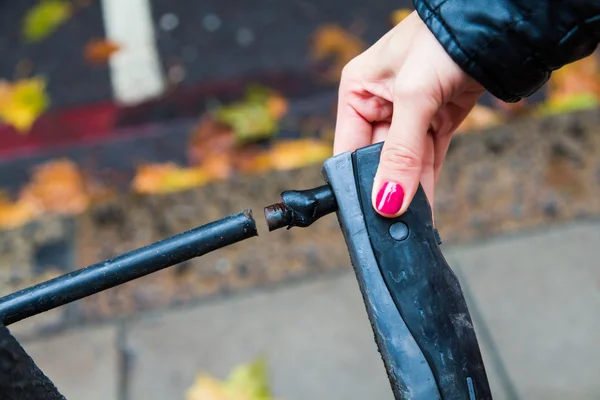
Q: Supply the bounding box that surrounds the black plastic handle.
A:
[323,142,492,400]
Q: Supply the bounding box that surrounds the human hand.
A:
[333,11,485,218]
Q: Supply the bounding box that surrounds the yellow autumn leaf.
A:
[269,139,332,170]
[537,93,599,116]
[0,193,39,230]
[23,0,72,42]
[310,24,365,82]
[214,85,288,143]
[186,357,276,400]
[540,52,600,115]
[391,9,413,25]
[132,163,212,194]
[187,375,234,400]
[0,77,50,133]
[547,53,600,100]
[239,139,332,174]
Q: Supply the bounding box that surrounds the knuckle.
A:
[393,80,440,110]
[381,143,422,172]
[340,54,365,79]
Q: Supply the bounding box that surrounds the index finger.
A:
[332,84,374,155]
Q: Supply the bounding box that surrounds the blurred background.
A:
[0,1,599,399]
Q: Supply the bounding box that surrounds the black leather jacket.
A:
[414,0,600,102]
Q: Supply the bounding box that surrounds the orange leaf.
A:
[265,94,288,120]
[548,53,600,100]
[132,163,211,194]
[19,159,90,214]
[188,117,236,166]
[310,24,365,82]
[0,195,39,230]
[390,9,413,25]
[203,153,233,180]
[83,38,121,64]
[269,139,332,170]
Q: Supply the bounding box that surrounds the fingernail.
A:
[375,181,404,215]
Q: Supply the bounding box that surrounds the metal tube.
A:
[0,210,258,326]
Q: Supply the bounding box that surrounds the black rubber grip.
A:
[323,142,492,400]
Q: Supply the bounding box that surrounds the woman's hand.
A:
[333,11,485,218]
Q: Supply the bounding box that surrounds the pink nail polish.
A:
[375,182,404,215]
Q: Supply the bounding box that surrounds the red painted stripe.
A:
[0,102,118,158]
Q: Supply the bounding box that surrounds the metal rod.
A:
[0,210,258,326]
[264,184,337,231]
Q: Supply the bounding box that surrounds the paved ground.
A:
[16,218,600,400]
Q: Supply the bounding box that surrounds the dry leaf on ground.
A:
[238,139,332,174]
[132,163,211,194]
[0,77,50,133]
[310,24,365,82]
[539,53,600,115]
[19,159,91,214]
[390,9,413,25]
[214,85,289,144]
[186,357,276,400]
[0,193,39,230]
[22,0,72,42]
[83,38,121,64]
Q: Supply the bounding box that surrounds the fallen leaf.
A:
[0,194,39,230]
[0,76,50,133]
[188,117,236,166]
[269,139,332,170]
[214,85,288,143]
[548,53,600,100]
[310,24,365,82]
[456,104,504,134]
[19,159,90,214]
[239,139,332,174]
[186,375,233,400]
[83,38,121,64]
[538,93,599,116]
[390,9,413,25]
[233,146,272,174]
[186,357,275,400]
[132,163,211,194]
[265,94,288,120]
[22,0,72,42]
[203,153,233,180]
[540,53,600,115]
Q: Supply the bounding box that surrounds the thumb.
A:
[371,85,438,218]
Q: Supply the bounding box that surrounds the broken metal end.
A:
[263,202,291,232]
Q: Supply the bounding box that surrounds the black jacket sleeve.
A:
[413,0,600,102]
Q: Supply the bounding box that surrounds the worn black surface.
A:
[0,324,65,399]
[0,211,258,326]
[353,142,491,400]
[322,150,440,400]
[264,184,337,230]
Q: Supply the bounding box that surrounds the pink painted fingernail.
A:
[375,181,404,215]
